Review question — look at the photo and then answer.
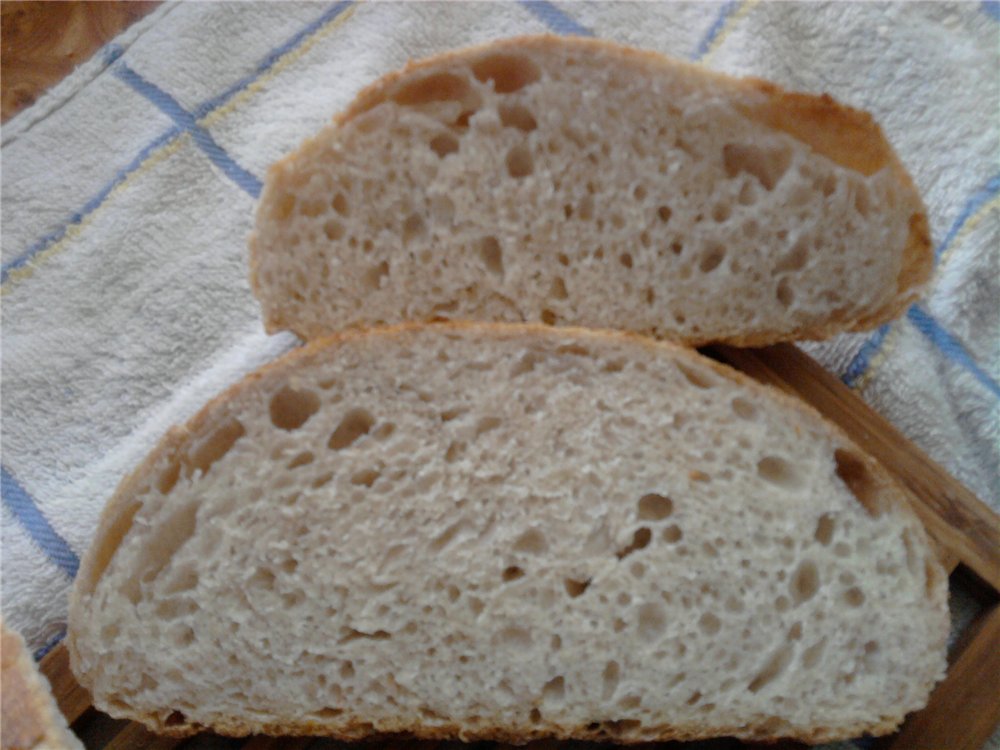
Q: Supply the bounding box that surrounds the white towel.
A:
[2,3,997,746]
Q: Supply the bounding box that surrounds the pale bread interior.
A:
[69,325,948,744]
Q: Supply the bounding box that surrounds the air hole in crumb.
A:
[712,203,732,222]
[802,638,826,669]
[662,525,683,543]
[541,309,557,325]
[814,514,835,545]
[776,237,809,273]
[564,578,590,598]
[699,243,726,273]
[835,449,881,516]
[602,661,620,700]
[698,612,721,635]
[723,142,792,191]
[332,193,349,216]
[644,287,655,305]
[164,710,186,727]
[323,219,344,241]
[328,408,375,450]
[633,185,647,201]
[557,252,570,266]
[619,253,633,269]
[287,451,314,470]
[474,236,504,277]
[475,416,502,437]
[403,214,426,245]
[529,708,542,723]
[188,418,245,477]
[757,456,803,489]
[429,133,459,158]
[350,468,380,487]
[551,277,568,300]
[748,644,794,692]
[471,53,540,93]
[445,441,465,462]
[506,143,534,178]
[496,626,532,647]
[392,72,473,105]
[731,397,756,420]
[502,566,524,582]
[658,205,673,223]
[638,602,666,641]
[363,261,389,290]
[616,527,651,559]
[776,278,794,308]
[844,587,865,607]
[514,528,548,554]
[637,493,673,520]
[498,102,537,131]
[677,362,713,389]
[790,559,820,603]
[270,387,320,431]
[542,676,565,703]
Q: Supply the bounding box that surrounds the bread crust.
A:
[2,621,83,750]
[249,35,932,346]
[69,322,948,744]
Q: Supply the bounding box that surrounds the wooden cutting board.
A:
[39,344,1000,750]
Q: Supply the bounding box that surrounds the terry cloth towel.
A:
[1,4,997,748]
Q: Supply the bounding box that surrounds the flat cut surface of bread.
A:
[68,324,948,744]
[250,36,931,345]
[1,621,84,750]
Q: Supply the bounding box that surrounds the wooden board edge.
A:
[883,601,1000,750]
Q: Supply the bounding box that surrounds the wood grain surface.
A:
[1,1,160,122]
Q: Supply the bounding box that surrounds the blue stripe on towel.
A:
[934,173,1000,263]
[692,1,739,61]
[194,0,354,118]
[1,467,80,579]
[842,323,892,386]
[842,173,1000,388]
[113,64,263,199]
[1,127,182,284]
[983,2,1000,21]
[4,3,353,280]
[520,1,594,36]
[907,306,1000,398]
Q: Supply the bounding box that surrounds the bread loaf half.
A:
[68,323,948,743]
[1,621,84,750]
[249,36,931,345]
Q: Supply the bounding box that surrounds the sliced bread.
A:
[249,36,931,345]
[1,621,84,750]
[68,323,948,743]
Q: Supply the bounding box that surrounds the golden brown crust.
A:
[251,35,931,346]
[141,712,905,744]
